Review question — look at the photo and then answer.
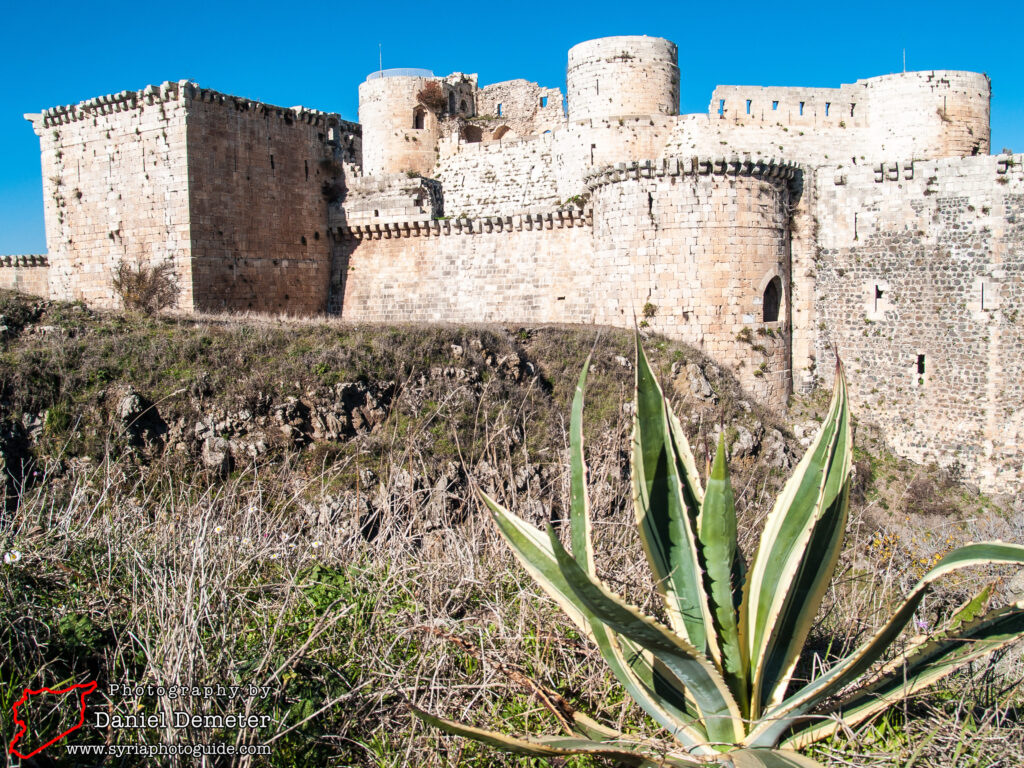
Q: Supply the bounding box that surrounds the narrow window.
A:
[746,99,752,115]
[772,100,779,111]
[373,209,379,217]
[304,159,308,180]
[497,103,502,116]
[270,154,274,170]
[590,143,595,164]
[413,107,425,129]
[874,285,884,312]
[718,99,725,115]
[850,103,856,117]
[447,91,456,112]
[647,192,654,216]
[460,99,467,112]
[981,282,986,310]
[595,81,599,96]
[799,101,804,116]
[763,277,782,322]
[825,102,831,116]
[540,96,548,107]
[917,355,926,375]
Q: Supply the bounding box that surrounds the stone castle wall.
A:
[333,157,796,407]
[0,255,49,297]
[184,90,346,314]
[26,82,359,314]
[813,153,1023,492]
[27,82,194,308]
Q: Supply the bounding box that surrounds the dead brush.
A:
[111,259,179,315]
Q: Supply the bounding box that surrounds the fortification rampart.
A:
[0,255,49,297]
[27,81,359,313]
[332,156,797,407]
[814,153,1024,492]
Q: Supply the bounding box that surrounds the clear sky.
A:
[1,0,1021,254]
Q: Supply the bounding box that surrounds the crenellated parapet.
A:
[584,156,800,190]
[334,207,590,240]
[0,255,49,268]
[29,81,357,134]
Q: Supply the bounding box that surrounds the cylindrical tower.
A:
[567,36,679,123]
[358,69,441,176]
[585,158,797,407]
[863,71,990,159]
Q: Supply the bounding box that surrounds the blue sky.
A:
[1,0,1021,254]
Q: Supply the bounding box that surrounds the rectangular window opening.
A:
[270,154,274,170]
[718,99,725,115]
[540,96,548,108]
[745,99,752,115]
[917,354,926,375]
[825,102,831,116]
[799,101,805,116]
[874,284,883,312]
[772,100,779,111]
[497,103,503,117]
[850,103,856,117]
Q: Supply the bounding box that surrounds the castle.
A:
[4,35,1022,493]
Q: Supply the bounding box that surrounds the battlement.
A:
[28,81,357,133]
[0,255,49,268]
[584,156,800,190]
[334,206,590,240]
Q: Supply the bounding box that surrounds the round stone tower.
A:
[567,36,680,123]
[585,157,798,407]
[862,71,990,159]
[358,69,441,176]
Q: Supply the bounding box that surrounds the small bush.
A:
[111,260,178,314]
[416,81,447,113]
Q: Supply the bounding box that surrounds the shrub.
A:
[416,82,447,113]
[111,260,178,314]
[415,339,1024,766]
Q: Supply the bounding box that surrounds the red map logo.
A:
[8,681,98,758]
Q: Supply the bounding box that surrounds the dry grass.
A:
[2,290,1024,767]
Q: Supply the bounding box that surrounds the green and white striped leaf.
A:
[567,358,714,752]
[632,339,714,654]
[482,490,712,750]
[746,541,1024,747]
[783,602,1024,748]
[699,433,748,713]
[741,363,852,717]
[411,706,704,766]
[547,525,745,746]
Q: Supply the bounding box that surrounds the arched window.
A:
[413,107,425,130]
[459,99,467,112]
[763,276,782,322]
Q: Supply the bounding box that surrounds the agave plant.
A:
[413,340,1024,767]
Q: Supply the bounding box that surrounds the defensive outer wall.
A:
[10,35,1023,495]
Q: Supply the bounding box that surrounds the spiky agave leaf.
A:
[783,601,1024,748]
[410,706,705,767]
[632,340,717,660]
[547,527,745,746]
[741,363,852,718]
[698,434,748,713]
[481,491,712,750]
[746,541,1024,747]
